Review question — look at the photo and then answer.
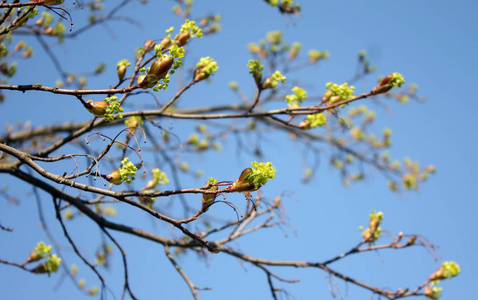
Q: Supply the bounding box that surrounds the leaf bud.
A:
[144,40,156,52]
[148,56,174,80]
[85,100,108,117]
[106,170,122,185]
[174,32,190,47]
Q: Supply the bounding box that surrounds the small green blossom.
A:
[247,161,276,187]
[194,57,218,81]
[285,86,307,107]
[325,82,355,103]
[425,285,442,300]
[46,254,62,273]
[152,168,169,185]
[124,116,144,128]
[118,158,137,184]
[266,31,282,45]
[169,44,185,59]
[104,96,123,122]
[431,262,461,281]
[289,42,301,59]
[34,242,52,259]
[88,286,100,296]
[307,113,327,128]
[263,71,286,89]
[247,59,264,73]
[229,81,238,90]
[390,72,405,88]
[308,49,329,62]
[54,22,65,42]
[180,19,203,38]
[165,27,174,33]
[361,210,384,243]
[117,59,130,67]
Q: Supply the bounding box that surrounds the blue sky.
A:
[0,1,476,299]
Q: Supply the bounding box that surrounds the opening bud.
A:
[85,100,108,117]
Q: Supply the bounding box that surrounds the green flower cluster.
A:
[104,96,123,122]
[361,210,383,243]
[372,72,405,95]
[231,162,277,192]
[180,19,203,38]
[263,70,286,89]
[306,113,327,128]
[152,168,169,185]
[29,242,62,275]
[389,72,405,88]
[426,261,460,299]
[308,49,330,63]
[248,161,277,187]
[323,82,355,104]
[194,57,219,81]
[118,158,137,184]
[285,86,307,107]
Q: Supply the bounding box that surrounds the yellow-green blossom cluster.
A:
[29,242,62,275]
[104,96,123,122]
[180,19,203,38]
[308,49,329,63]
[324,82,355,104]
[306,113,327,128]
[247,161,277,187]
[263,70,286,89]
[152,168,169,185]
[194,57,219,81]
[118,158,137,184]
[361,210,383,243]
[285,86,307,107]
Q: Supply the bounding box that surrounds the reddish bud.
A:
[148,56,174,80]
[174,32,190,47]
[106,170,122,185]
[144,40,156,52]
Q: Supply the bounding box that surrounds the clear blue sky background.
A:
[0,1,476,299]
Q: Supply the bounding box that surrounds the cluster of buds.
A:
[371,72,405,95]
[247,59,264,87]
[229,162,276,192]
[106,158,137,185]
[423,261,460,299]
[194,57,218,82]
[285,86,307,107]
[262,70,286,90]
[174,19,203,47]
[299,113,327,129]
[308,49,330,63]
[361,210,384,243]
[142,168,169,190]
[25,241,62,275]
[322,82,355,105]
[138,55,174,89]
[85,96,123,121]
